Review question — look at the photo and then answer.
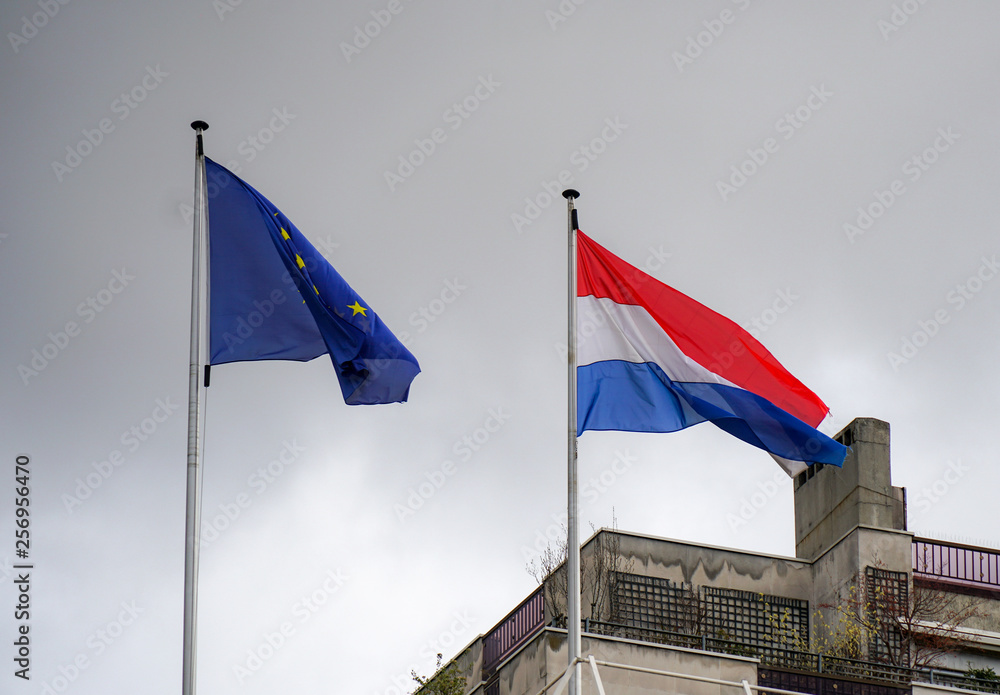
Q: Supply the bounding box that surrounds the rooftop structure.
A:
[418,418,1000,695]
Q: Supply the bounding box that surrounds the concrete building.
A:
[420,418,1000,695]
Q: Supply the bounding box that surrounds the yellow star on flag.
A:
[348,301,368,316]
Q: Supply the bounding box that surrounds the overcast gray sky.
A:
[3,1,999,693]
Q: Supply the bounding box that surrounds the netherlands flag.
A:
[576,231,847,476]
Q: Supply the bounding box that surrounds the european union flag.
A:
[205,158,419,405]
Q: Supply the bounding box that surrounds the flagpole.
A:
[183,119,210,695]
[562,189,581,695]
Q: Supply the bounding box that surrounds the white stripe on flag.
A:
[576,296,736,389]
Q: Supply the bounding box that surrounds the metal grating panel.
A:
[612,573,808,650]
[865,566,908,665]
[612,573,698,634]
[701,586,809,650]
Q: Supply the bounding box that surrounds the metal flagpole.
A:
[183,120,210,695]
[562,189,581,695]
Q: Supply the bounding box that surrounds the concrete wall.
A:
[809,525,913,606]
[575,632,758,695]
[573,418,917,653]
[794,418,905,561]
[933,647,1000,674]
[478,627,759,695]
[461,415,1000,695]
[581,524,914,651]
[959,591,1000,634]
[451,638,482,695]
[913,682,996,695]
[594,531,815,602]
[488,632,550,695]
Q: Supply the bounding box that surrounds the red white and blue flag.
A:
[576,231,847,476]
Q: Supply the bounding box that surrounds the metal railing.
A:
[913,538,1000,592]
[482,586,545,677]
[475,540,1000,689]
[586,619,1000,693]
[758,668,910,695]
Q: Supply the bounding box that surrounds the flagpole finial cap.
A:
[190,120,210,131]
[562,189,580,200]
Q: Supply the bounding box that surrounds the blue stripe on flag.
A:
[578,360,846,465]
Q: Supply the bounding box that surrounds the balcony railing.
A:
[758,668,910,695]
[586,619,1000,693]
[482,586,545,678]
[913,538,1000,593]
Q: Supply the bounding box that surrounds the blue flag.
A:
[205,158,419,405]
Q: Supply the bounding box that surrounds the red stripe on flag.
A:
[576,231,829,427]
